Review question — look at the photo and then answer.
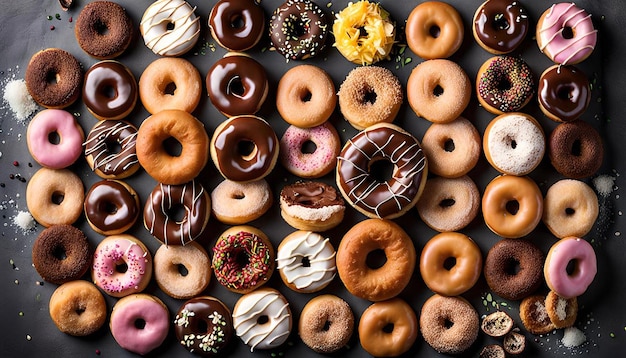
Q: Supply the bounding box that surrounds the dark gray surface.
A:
[0,0,624,357]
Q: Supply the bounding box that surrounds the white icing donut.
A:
[140,0,200,56]
[233,288,292,351]
[276,231,337,293]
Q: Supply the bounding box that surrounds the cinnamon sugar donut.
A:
[32,225,91,284]
[75,1,133,59]
[417,176,480,233]
[49,280,107,336]
[299,295,354,354]
[420,294,479,354]
[25,48,83,109]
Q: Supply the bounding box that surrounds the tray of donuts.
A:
[1,0,619,357]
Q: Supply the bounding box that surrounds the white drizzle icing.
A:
[140,0,200,56]
[276,232,336,291]
[83,121,138,175]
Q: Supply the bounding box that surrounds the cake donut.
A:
[144,180,211,246]
[208,0,265,52]
[270,0,329,60]
[174,296,234,356]
[140,0,200,56]
[279,122,341,178]
[420,294,479,354]
[538,65,591,122]
[545,290,578,328]
[279,181,346,232]
[333,0,395,65]
[407,59,471,123]
[210,115,279,183]
[476,56,534,114]
[473,0,529,54]
[210,179,273,225]
[74,1,133,59]
[543,179,599,238]
[212,226,275,294]
[405,1,464,59]
[49,280,107,336]
[337,66,403,130]
[536,3,597,65]
[84,180,140,236]
[549,120,603,178]
[84,120,140,179]
[27,109,84,169]
[519,294,555,334]
[139,57,202,114]
[336,219,416,301]
[483,112,546,176]
[358,298,418,357]
[32,225,91,284]
[233,288,292,351]
[481,311,514,337]
[26,168,84,227]
[276,231,336,293]
[82,61,138,120]
[110,294,169,355]
[25,48,83,109]
[299,295,354,354]
[336,123,428,219]
[544,237,597,299]
[154,242,211,299]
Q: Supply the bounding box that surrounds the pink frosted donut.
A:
[279,122,341,178]
[544,237,597,299]
[27,109,84,169]
[110,294,169,355]
[92,235,153,298]
[536,3,597,65]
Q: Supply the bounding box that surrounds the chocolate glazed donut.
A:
[84,180,140,235]
[209,0,265,51]
[539,65,591,122]
[269,0,329,60]
[473,0,529,54]
[174,296,234,355]
[83,61,138,120]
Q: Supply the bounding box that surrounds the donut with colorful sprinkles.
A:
[476,55,535,114]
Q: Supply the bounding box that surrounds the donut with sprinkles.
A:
[476,56,535,114]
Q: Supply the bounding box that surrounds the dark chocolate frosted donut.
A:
[269,0,329,60]
[549,120,603,178]
[25,48,83,109]
[75,0,133,59]
[174,296,234,356]
[209,0,265,51]
[84,180,140,236]
[473,0,529,54]
[539,65,591,122]
[32,225,91,284]
[83,60,138,120]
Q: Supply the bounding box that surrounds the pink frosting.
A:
[279,123,338,177]
[110,296,169,355]
[538,3,597,65]
[545,237,597,299]
[27,109,83,169]
[93,237,150,296]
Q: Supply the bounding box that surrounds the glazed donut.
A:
[483,112,546,176]
[136,109,209,185]
[406,1,464,59]
[416,176,480,232]
[83,61,137,120]
[473,0,529,54]
[32,225,91,284]
[420,232,482,296]
[276,231,336,293]
[536,3,597,65]
[337,66,402,130]
[421,117,481,178]
[206,53,268,117]
[544,237,597,299]
[299,295,354,354]
[25,48,83,109]
[279,122,341,178]
[270,0,329,60]
[144,180,211,246]
[276,65,336,128]
[174,296,234,355]
[545,290,578,329]
[336,123,428,219]
[476,56,534,114]
[484,238,544,300]
[336,219,416,301]
[92,234,153,298]
[519,294,555,335]
[210,115,279,183]
[482,175,543,238]
[332,0,395,65]
[543,179,599,238]
[538,65,591,122]
[110,294,169,355]
[208,0,265,52]
[279,181,345,232]
[75,1,133,59]
[549,120,603,179]
[233,288,292,350]
[154,242,211,299]
[139,57,202,114]
[407,59,471,123]
[420,294,479,354]
[26,168,84,227]
[211,226,275,294]
[27,109,84,169]
[140,0,200,56]
[358,298,418,357]
[211,179,272,225]
[84,120,140,179]
[84,180,140,236]
[49,280,107,336]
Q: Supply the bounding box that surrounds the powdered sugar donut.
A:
[27,109,84,169]
[279,122,341,178]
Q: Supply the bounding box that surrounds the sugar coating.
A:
[3,79,37,122]
[13,210,36,231]
[487,114,545,175]
[562,326,586,347]
[593,174,615,197]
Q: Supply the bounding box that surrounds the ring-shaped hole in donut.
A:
[75,305,86,315]
[51,191,65,205]
[492,13,510,31]
[230,14,245,29]
[227,76,245,98]
[566,259,580,276]
[177,263,189,277]
[506,136,518,150]
[48,131,61,145]
[52,245,67,260]
[301,140,317,154]
[116,261,128,274]
[134,318,147,330]
[429,24,441,38]
[300,256,311,268]
[369,159,394,183]
[565,207,576,216]
[444,318,454,329]
[322,320,332,331]
[361,86,377,105]
[100,201,119,215]
[233,248,250,270]
[300,90,313,103]
[439,198,456,208]
[433,85,444,97]
[289,19,308,38]
[237,140,257,161]
[93,19,110,35]
[45,70,60,85]
[505,200,520,215]
[557,85,574,101]
[570,139,582,157]
[163,82,177,96]
[166,22,175,31]
[443,257,457,271]
[101,85,117,100]
[257,315,270,325]
[366,248,387,269]
[231,190,246,200]
[357,27,369,41]
[562,27,574,40]
[497,77,512,91]
[105,138,123,155]
[166,203,187,223]
[163,136,183,157]
[443,138,455,152]
[196,319,208,333]
[382,323,395,334]
[504,257,521,275]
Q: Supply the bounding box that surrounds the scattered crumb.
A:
[593,175,616,197]
[13,210,35,231]
[562,327,586,347]
[3,79,37,122]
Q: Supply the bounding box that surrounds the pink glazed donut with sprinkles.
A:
[92,234,153,298]
[544,237,597,299]
[110,294,169,355]
[279,122,341,178]
[26,109,84,169]
[536,3,597,65]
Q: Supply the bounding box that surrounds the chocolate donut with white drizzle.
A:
[84,120,139,179]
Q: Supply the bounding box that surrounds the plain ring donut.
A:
[406,1,464,59]
[154,242,211,299]
[26,168,84,227]
[543,179,599,238]
[139,57,202,114]
[358,298,418,357]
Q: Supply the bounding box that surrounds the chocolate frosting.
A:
[539,65,590,122]
[269,0,329,60]
[84,180,138,233]
[209,0,265,51]
[84,120,138,177]
[474,0,529,53]
[174,296,233,356]
[83,61,137,119]
[280,181,344,208]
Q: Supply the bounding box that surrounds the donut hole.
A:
[301,140,317,154]
[116,262,128,274]
[570,139,582,156]
[443,257,457,271]
[163,136,183,157]
[233,249,250,269]
[257,315,270,325]
[227,75,245,98]
[105,138,123,155]
[291,20,308,38]
[300,90,313,103]
[443,138,455,152]
[506,200,520,215]
[93,20,110,36]
[166,22,175,31]
[506,136,518,149]
[196,319,208,333]
[439,198,456,208]
[361,86,377,105]
[300,256,311,268]
[492,13,510,31]
[52,245,67,260]
[369,159,394,183]
[47,131,61,145]
[566,259,580,276]
[565,207,576,216]
[504,258,521,275]
[101,85,117,100]
[51,191,65,205]
[557,85,574,101]
[444,318,455,329]
[562,26,574,40]
[366,248,387,269]
[100,201,118,215]
[322,320,332,331]
[382,323,395,334]
[497,77,512,91]
[230,14,245,29]
[433,85,444,97]
[429,25,441,38]
[357,27,369,42]
[166,204,187,223]
[134,318,147,330]
[45,70,60,85]
[177,263,189,277]
[231,190,246,200]
[238,140,258,161]
[164,82,177,96]
[74,305,86,315]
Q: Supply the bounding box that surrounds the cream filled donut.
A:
[543,179,599,238]
[279,181,346,232]
[544,237,597,299]
[279,122,341,178]
[27,109,84,169]
[140,0,200,56]
[110,294,169,355]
